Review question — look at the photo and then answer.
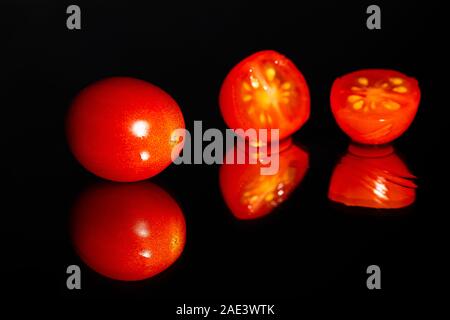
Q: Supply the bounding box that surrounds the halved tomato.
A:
[219,50,310,141]
[330,69,421,145]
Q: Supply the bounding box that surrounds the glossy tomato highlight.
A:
[71,182,186,281]
[220,50,310,141]
[66,77,185,182]
[331,69,420,145]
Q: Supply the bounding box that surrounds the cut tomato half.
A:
[331,69,420,145]
[220,50,310,141]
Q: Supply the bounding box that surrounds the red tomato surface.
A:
[71,183,186,281]
[220,144,309,220]
[219,50,310,141]
[331,69,420,145]
[328,144,417,209]
[66,77,185,182]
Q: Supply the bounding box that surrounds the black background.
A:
[3,0,447,313]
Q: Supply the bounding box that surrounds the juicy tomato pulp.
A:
[331,69,420,145]
[66,77,185,182]
[71,183,186,281]
[328,144,417,209]
[220,50,310,141]
[220,144,309,220]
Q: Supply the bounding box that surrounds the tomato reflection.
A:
[328,144,417,209]
[71,182,186,281]
[220,143,309,220]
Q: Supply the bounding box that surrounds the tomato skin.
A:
[220,144,308,220]
[328,144,417,209]
[219,50,310,140]
[66,77,185,182]
[71,183,186,281]
[331,69,421,145]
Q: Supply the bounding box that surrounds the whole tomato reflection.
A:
[220,144,309,220]
[328,144,417,209]
[71,182,186,281]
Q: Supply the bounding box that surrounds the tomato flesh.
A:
[66,77,185,182]
[71,183,186,281]
[331,69,420,145]
[220,50,310,141]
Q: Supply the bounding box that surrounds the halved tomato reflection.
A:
[71,182,186,281]
[220,144,309,220]
[328,144,417,209]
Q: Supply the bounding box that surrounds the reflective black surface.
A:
[4,0,446,311]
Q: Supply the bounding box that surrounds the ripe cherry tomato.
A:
[219,50,310,141]
[328,144,417,209]
[66,77,185,182]
[220,144,309,220]
[331,69,421,145]
[71,182,186,281]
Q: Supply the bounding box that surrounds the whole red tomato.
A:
[71,182,186,281]
[219,50,310,141]
[66,77,185,182]
[331,69,420,145]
